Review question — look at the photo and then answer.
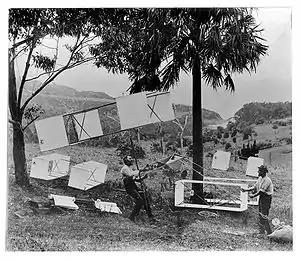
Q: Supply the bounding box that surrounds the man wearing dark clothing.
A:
[241,165,274,235]
[121,156,156,223]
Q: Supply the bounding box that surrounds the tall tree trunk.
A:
[12,124,29,186]
[9,49,30,187]
[192,57,204,202]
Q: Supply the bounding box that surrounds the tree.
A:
[92,8,268,200]
[173,115,190,151]
[8,8,118,186]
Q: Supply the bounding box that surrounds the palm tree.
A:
[93,8,268,200]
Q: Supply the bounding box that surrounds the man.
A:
[121,155,156,223]
[241,165,274,235]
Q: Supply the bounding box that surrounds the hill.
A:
[234,101,292,125]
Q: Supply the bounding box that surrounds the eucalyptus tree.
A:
[8,8,119,186]
[92,8,268,200]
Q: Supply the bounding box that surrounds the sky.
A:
[14,8,292,120]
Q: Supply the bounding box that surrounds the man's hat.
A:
[258,165,268,173]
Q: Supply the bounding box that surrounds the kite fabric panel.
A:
[211,151,231,171]
[35,115,69,151]
[147,93,175,124]
[30,156,54,180]
[116,92,150,130]
[73,109,103,141]
[246,157,264,177]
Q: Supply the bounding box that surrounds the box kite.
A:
[246,157,264,177]
[211,150,231,171]
[94,199,122,214]
[30,153,70,180]
[68,161,107,190]
[49,194,79,210]
[175,179,248,212]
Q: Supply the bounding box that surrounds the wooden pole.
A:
[129,133,150,212]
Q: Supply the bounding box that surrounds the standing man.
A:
[241,165,274,235]
[121,155,156,223]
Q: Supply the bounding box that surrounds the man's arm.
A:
[240,186,256,192]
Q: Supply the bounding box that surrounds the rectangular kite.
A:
[35,116,69,151]
[49,194,79,210]
[94,199,122,214]
[30,153,70,180]
[175,180,248,212]
[73,109,103,141]
[116,92,150,130]
[68,161,107,190]
[147,93,175,123]
[246,157,264,177]
[211,150,231,171]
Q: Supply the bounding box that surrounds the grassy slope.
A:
[6,123,293,251]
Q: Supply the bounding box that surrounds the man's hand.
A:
[249,194,255,198]
[240,187,246,192]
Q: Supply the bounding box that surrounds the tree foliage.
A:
[235,101,292,125]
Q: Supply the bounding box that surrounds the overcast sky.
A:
[15,8,292,119]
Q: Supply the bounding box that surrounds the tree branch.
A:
[20,33,89,114]
[22,115,40,131]
[9,36,35,50]
[17,39,36,111]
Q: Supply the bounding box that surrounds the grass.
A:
[6,123,293,251]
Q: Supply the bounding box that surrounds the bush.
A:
[243,133,249,140]
[223,132,229,139]
[225,142,232,150]
[150,141,163,153]
[217,132,222,139]
[116,139,146,159]
[183,136,193,147]
[231,130,237,137]
[278,121,287,126]
[186,144,193,157]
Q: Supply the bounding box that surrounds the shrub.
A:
[116,139,146,159]
[186,144,193,157]
[231,130,237,137]
[150,141,163,153]
[223,132,229,139]
[225,142,232,150]
[217,132,222,139]
[183,136,193,147]
[243,133,249,140]
[278,121,287,126]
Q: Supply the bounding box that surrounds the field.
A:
[6,121,293,251]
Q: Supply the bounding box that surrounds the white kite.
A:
[246,157,264,177]
[68,161,107,190]
[211,150,231,171]
[30,153,70,180]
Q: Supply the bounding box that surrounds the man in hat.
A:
[241,165,274,235]
[121,155,156,223]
